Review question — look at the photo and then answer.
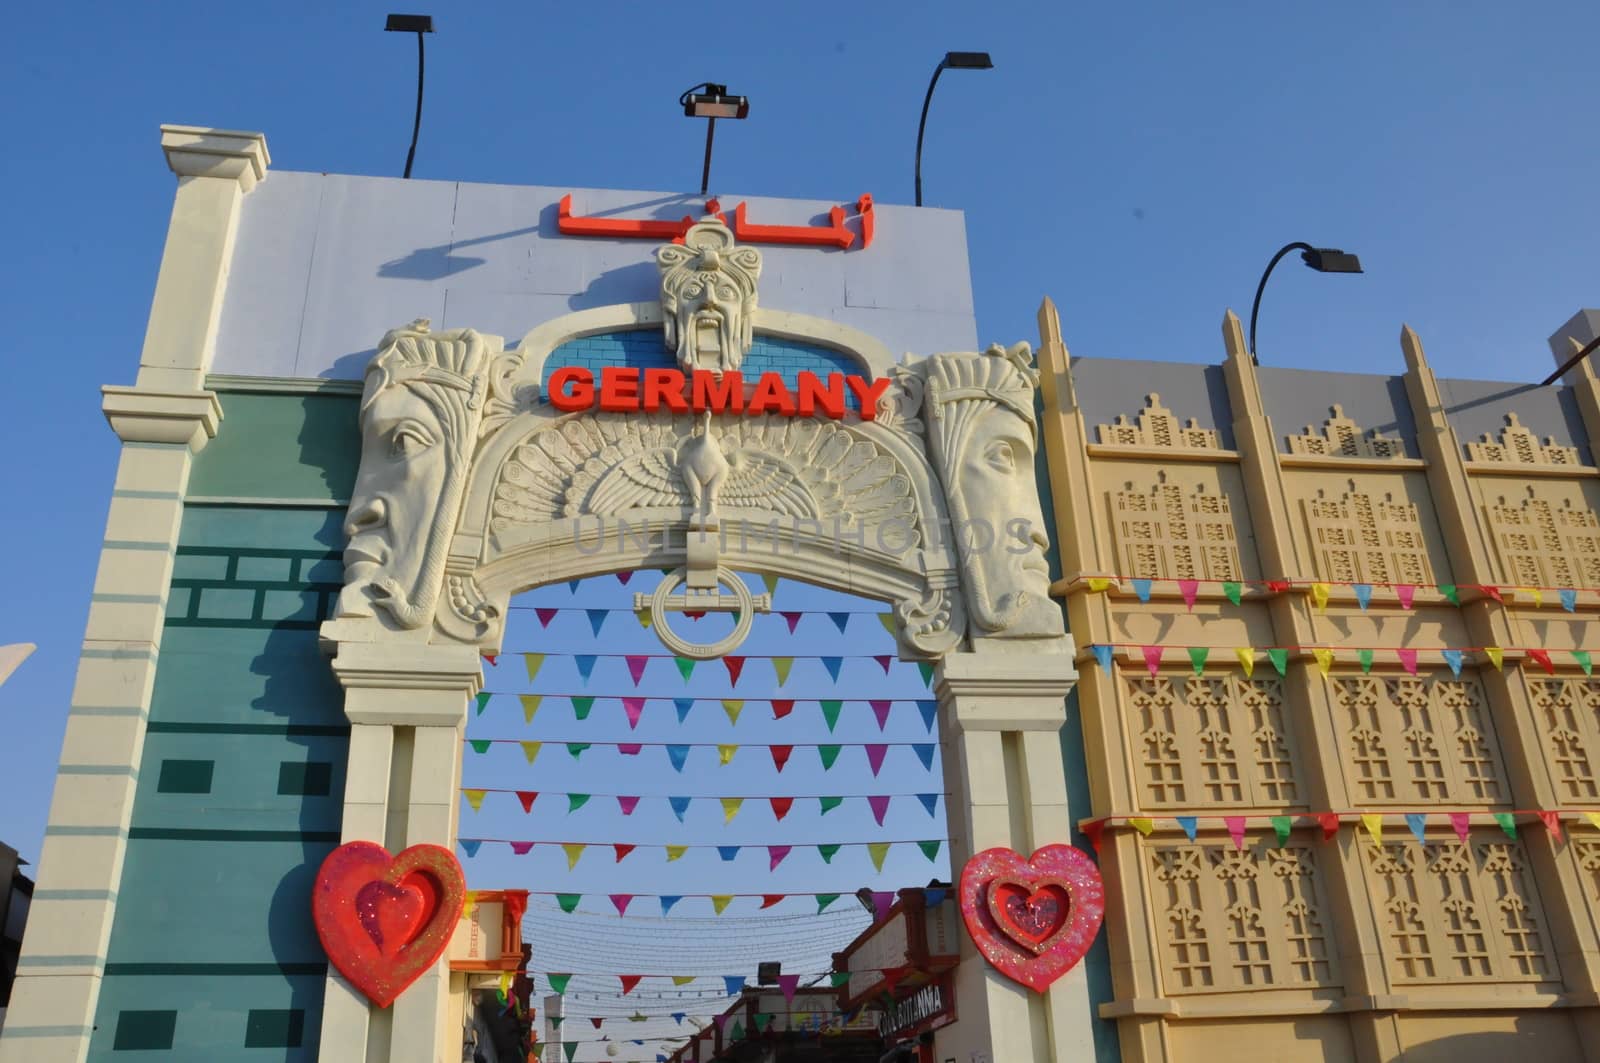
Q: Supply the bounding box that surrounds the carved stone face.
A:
[657,217,761,374]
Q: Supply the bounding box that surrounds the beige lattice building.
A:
[1037,302,1600,1061]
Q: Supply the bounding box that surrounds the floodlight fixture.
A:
[384,14,436,179]
[1248,241,1366,364]
[680,82,750,195]
[915,51,994,206]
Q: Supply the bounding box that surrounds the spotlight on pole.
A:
[680,82,750,196]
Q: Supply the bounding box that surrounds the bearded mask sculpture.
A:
[657,214,762,374]
[924,342,1062,639]
[336,320,493,630]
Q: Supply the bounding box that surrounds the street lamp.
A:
[680,83,750,196]
[384,14,435,179]
[914,51,993,207]
[1247,242,1364,365]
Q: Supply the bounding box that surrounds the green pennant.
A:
[1222,581,1243,606]
[819,700,843,732]
[1493,811,1518,839]
[571,696,594,720]
[556,894,581,914]
[816,893,840,913]
[468,739,491,755]
[566,742,590,760]
[1271,815,1292,848]
[1267,648,1289,676]
[817,744,842,770]
[755,1013,772,1032]
[918,840,942,861]
[567,793,590,813]
[549,1015,564,1029]
[917,661,934,687]
[829,971,851,987]
[878,613,896,636]
[1358,648,1374,674]
[1439,583,1460,605]
[730,1021,744,1040]
[762,573,780,596]
[563,1042,578,1063]
[817,843,842,863]
[819,796,843,815]
[548,973,572,995]
[475,692,492,716]
[1187,647,1209,676]
[1577,650,1594,677]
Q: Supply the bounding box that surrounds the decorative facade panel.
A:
[1286,405,1409,459]
[1484,492,1600,588]
[1110,478,1243,581]
[1466,413,1583,466]
[1148,843,1339,995]
[1302,489,1433,585]
[1095,393,1220,450]
[1528,679,1600,803]
[1330,676,1507,807]
[1365,833,1557,985]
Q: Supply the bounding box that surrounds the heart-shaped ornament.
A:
[313,841,466,1008]
[959,845,1104,992]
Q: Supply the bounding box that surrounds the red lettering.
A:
[549,367,594,411]
[692,371,743,413]
[598,366,641,412]
[797,372,846,420]
[847,376,892,421]
[746,372,798,416]
[642,368,689,413]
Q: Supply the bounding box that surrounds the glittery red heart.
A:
[959,845,1104,993]
[313,842,465,1008]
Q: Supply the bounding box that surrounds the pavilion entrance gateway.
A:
[315,212,1087,1061]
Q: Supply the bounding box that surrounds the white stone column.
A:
[315,639,481,1063]
[931,643,1093,1063]
[0,125,263,1063]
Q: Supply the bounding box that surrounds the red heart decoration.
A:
[959,844,1104,993]
[313,841,466,1008]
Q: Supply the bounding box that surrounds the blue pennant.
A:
[923,887,946,907]
[1405,813,1427,845]
[717,846,740,862]
[568,579,581,594]
[723,976,746,995]
[669,796,691,821]
[586,609,608,636]
[1562,588,1578,613]
[574,655,596,683]
[1353,584,1373,610]
[828,612,850,633]
[916,793,939,817]
[660,896,683,915]
[1176,816,1198,842]
[674,698,694,723]
[1442,649,1463,677]
[917,700,938,733]
[821,656,843,681]
[670,1013,685,1025]
[913,743,936,770]
[1131,578,1153,603]
[1092,644,1113,676]
[667,746,690,773]
[459,839,482,858]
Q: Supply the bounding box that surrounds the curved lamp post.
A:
[914,51,993,207]
[1248,242,1364,365]
[384,14,435,179]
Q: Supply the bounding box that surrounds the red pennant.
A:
[1449,811,1471,842]
[616,571,633,586]
[760,894,785,909]
[780,612,802,633]
[614,844,635,862]
[1081,819,1105,853]
[1481,584,1503,603]
[874,655,893,674]
[510,841,534,855]
[590,1018,604,1030]
[1538,810,1564,842]
[1528,648,1555,674]
[724,657,745,686]
[619,975,642,995]
[770,700,795,719]
[1317,813,1340,841]
[535,607,558,627]
[769,797,793,821]
[610,894,633,916]
[482,653,498,666]
[880,966,905,994]
[1265,580,1291,594]
[516,791,538,813]
[684,610,706,620]
[869,700,892,730]
[770,745,793,772]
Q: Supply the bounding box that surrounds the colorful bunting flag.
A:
[562,843,585,870]
[770,796,794,821]
[665,845,687,862]
[1141,645,1162,676]
[1129,817,1155,836]
[535,607,558,628]
[1562,588,1579,613]
[571,696,594,720]
[621,698,645,729]
[865,744,889,776]
[1449,812,1471,842]
[828,611,850,633]
[1360,813,1383,845]
[1271,815,1291,848]
[1092,644,1113,676]
[780,612,802,634]
[772,657,794,685]
[722,700,743,724]
[1358,648,1374,674]
[822,656,843,681]
[1178,579,1199,610]
[1578,651,1594,677]
[1442,649,1463,677]
[1485,646,1503,670]
[674,698,693,723]
[1397,648,1418,676]
[1539,810,1564,842]
[913,743,936,770]
[1585,812,1600,833]
[868,795,891,826]
[1130,578,1153,602]
[1528,648,1555,675]
[723,975,745,995]
[636,608,652,629]
[768,845,792,870]
[618,742,641,756]
[565,742,589,760]
[817,893,840,913]
[1236,647,1255,677]
[1396,584,1416,609]
[548,974,571,995]
[879,613,897,636]
[1176,816,1198,842]
[464,789,487,811]
[717,744,738,766]
[1223,581,1243,606]
[459,839,481,858]
[520,694,542,724]
[610,895,633,916]
[1482,584,1503,603]
[918,661,934,687]
[619,975,642,995]
[516,790,538,813]
[574,655,596,683]
[1317,812,1340,841]
[1310,582,1330,612]
[524,653,546,682]
[521,741,541,764]
[818,796,843,816]
[770,745,793,772]
[585,609,607,636]
[918,700,938,732]
[1353,583,1373,610]
[760,894,784,910]
[1224,816,1246,850]
[817,843,841,863]
[716,847,739,862]
[625,656,648,685]
[1267,648,1288,676]
[474,692,492,717]
[721,798,743,824]
[820,700,843,732]
[1087,577,1113,593]
[1493,812,1517,839]
[917,793,939,817]
[667,745,690,772]
[1313,648,1334,676]
[1187,647,1209,676]
[874,654,893,675]
[468,740,491,756]
[724,657,746,686]
[818,745,842,770]
[566,793,590,813]
[675,657,695,681]
[871,891,895,921]
[870,700,893,730]
[763,574,780,596]
[614,843,635,861]
[660,896,682,915]
[1405,813,1427,845]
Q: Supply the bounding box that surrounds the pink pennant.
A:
[510,841,534,855]
[616,571,633,586]
[780,612,802,634]
[1142,645,1162,676]
[769,744,793,772]
[1397,648,1418,675]
[535,607,558,628]
[769,797,793,821]
[1178,579,1199,610]
[777,974,801,1004]
[871,891,895,923]
[770,700,795,720]
[610,894,634,916]
[1449,812,1471,843]
[768,845,792,871]
[614,843,636,862]
[869,700,892,730]
[1224,815,1246,850]
[724,656,745,686]
[713,1015,730,1032]
[616,795,640,816]
[874,655,893,675]
[1538,810,1564,842]
[617,743,642,756]
[626,656,649,685]
[868,795,891,825]
[865,744,889,776]
[1395,584,1416,609]
[622,698,646,728]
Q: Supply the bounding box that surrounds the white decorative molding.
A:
[100,386,222,450]
[657,213,762,373]
[160,124,269,192]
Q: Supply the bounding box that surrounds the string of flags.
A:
[474,693,938,732]
[456,837,945,872]
[485,885,948,917]
[462,738,939,774]
[484,652,936,688]
[1089,642,1599,678]
[1080,808,1600,851]
[518,603,902,637]
[534,967,907,994]
[1079,575,1588,612]
[461,788,943,823]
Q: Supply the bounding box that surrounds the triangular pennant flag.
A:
[817,843,841,863]
[556,894,581,913]
[474,692,492,717]
[668,796,691,821]
[829,611,850,633]
[614,843,636,861]
[722,700,744,724]
[724,657,746,686]
[589,1018,603,1030]
[1267,648,1288,676]
[619,975,642,995]
[1129,817,1155,836]
[671,1012,686,1025]
[562,843,585,870]
[1577,650,1594,677]
[574,655,596,683]
[1310,582,1330,612]
[1187,647,1209,676]
[535,607,558,628]
[1081,820,1104,854]
[1271,815,1291,848]
[868,795,892,826]
[1585,812,1600,833]
[822,656,843,681]
[520,694,542,723]
[874,655,893,675]
[665,844,688,862]
[716,846,740,862]
[1131,578,1153,603]
[1178,579,1199,610]
[776,973,801,1004]
[1443,649,1463,677]
[1360,813,1383,845]
[917,793,939,817]
[568,579,581,593]
[565,742,589,760]
[1313,648,1334,676]
[818,744,842,770]
[660,896,682,915]
[459,839,483,859]
[548,973,571,995]
[712,1015,730,1032]
[667,745,690,772]
[1224,816,1246,850]
[871,891,895,921]
[1317,812,1340,841]
[1535,812,1563,844]
[772,657,794,685]
[1528,648,1555,675]
[1359,648,1375,674]
[865,744,889,776]
[760,894,784,910]
[626,656,648,685]
[918,700,938,732]
[675,657,695,682]
[622,697,646,728]
[918,840,942,862]
[917,661,934,687]
[520,741,541,765]
[711,895,735,914]
[566,793,591,813]
[1485,646,1503,670]
[717,744,738,766]
[1482,584,1503,603]
[516,790,538,813]
[730,1021,745,1041]
[571,696,594,720]
[1396,584,1416,609]
[763,573,780,596]
[1523,586,1544,607]
[768,845,791,870]
[1562,588,1579,613]
[1450,812,1471,842]
[769,744,793,772]
[820,700,843,732]
[1493,811,1517,839]
[1176,816,1198,842]
[721,797,743,823]
[1236,647,1255,678]
[1264,581,1288,595]
[1087,577,1112,593]
[1092,644,1113,676]
[616,571,634,586]
[723,975,746,995]
[464,789,487,811]
[1397,648,1418,676]
[771,699,795,720]
[618,742,642,756]
[870,700,893,730]
[524,653,546,681]
[1222,581,1243,606]
[817,893,840,913]
[819,796,843,815]
[635,608,652,629]
[770,796,793,820]
[1405,813,1427,845]
[913,743,936,770]
[1439,583,1460,605]
[1141,645,1163,676]
[673,698,693,723]
[586,609,608,636]
[1353,583,1373,610]
[610,895,634,916]
[468,740,491,756]
[879,612,897,635]
[780,612,802,634]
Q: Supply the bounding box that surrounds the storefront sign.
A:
[877,976,955,1040]
[559,192,875,249]
[547,366,890,421]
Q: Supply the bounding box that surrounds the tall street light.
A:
[1248,242,1364,365]
[681,83,749,196]
[914,51,993,207]
[384,14,435,179]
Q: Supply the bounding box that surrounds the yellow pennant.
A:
[721,797,743,823]
[722,700,744,724]
[1310,583,1330,612]
[463,890,478,919]
[1235,647,1255,678]
[672,976,696,986]
[520,694,542,724]
[665,845,688,862]
[635,609,652,629]
[1128,817,1155,836]
[1485,646,1504,670]
[520,741,542,765]
[1360,813,1384,845]
[464,789,487,812]
[524,653,545,681]
[1518,586,1543,607]
[868,842,891,872]
[877,614,896,636]
[500,971,514,996]
[772,657,794,685]
[1312,648,1334,676]
[1584,812,1600,833]
[717,744,738,766]
[711,895,734,914]
[1087,577,1113,593]
[562,843,585,870]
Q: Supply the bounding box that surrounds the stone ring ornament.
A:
[958,844,1105,993]
[638,565,771,660]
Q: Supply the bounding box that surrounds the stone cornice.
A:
[100,386,222,450]
[935,642,1076,732]
[160,124,270,192]
[330,642,483,727]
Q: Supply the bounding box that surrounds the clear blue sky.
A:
[2,0,1598,912]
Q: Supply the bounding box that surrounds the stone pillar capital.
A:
[329,641,482,727]
[160,125,269,192]
[935,639,1076,733]
[100,385,222,450]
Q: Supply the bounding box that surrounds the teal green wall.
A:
[89,390,357,1060]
